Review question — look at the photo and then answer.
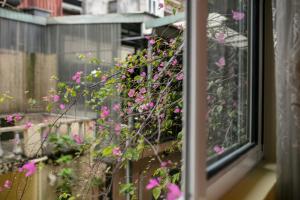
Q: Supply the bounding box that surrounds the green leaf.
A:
[152,187,161,199]
[102,146,113,157]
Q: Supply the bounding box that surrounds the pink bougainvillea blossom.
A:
[149,39,155,45]
[171,59,178,66]
[135,94,145,104]
[128,89,135,98]
[153,73,159,81]
[176,73,184,81]
[112,147,122,156]
[214,145,225,155]
[6,115,14,123]
[128,68,134,74]
[215,32,225,44]
[113,103,120,112]
[167,183,182,200]
[114,123,121,135]
[100,106,110,119]
[232,10,245,21]
[121,74,126,80]
[139,87,147,94]
[52,95,60,103]
[146,178,160,190]
[174,107,181,113]
[161,160,173,168]
[25,122,33,129]
[19,161,36,177]
[3,180,12,189]
[72,134,83,144]
[72,71,83,84]
[59,104,65,110]
[101,75,108,82]
[140,72,146,77]
[127,108,133,114]
[215,57,225,68]
[140,104,149,111]
[14,113,22,121]
[148,102,154,108]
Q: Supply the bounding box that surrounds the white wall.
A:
[83,0,164,17]
[83,0,111,15]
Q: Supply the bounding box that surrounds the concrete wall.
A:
[83,0,164,17]
[0,50,57,114]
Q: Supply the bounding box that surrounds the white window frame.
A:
[183,0,264,199]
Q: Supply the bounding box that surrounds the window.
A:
[148,0,157,14]
[184,0,263,198]
[206,0,261,174]
[108,0,117,13]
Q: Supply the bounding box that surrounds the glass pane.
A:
[207,0,250,162]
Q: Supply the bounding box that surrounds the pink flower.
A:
[158,2,164,9]
[148,102,154,108]
[149,39,155,45]
[100,106,110,119]
[135,94,145,104]
[146,178,160,190]
[128,89,135,98]
[232,10,245,21]
[171,59,178,66]
[140,104,149,111]
[140,72,146,77]
[25,122,33,129]
[59,104,65,110]
[167,183,182,200]
[3,180,12,189]
[174,107,181,113]
[114,123,121,135]
[14,113,22,121]
[128,68,134,74]
[52,95,60,102]
[214,145,225,155]
[73,134,83,144]
[6,115,14,123]
[72,71,83,84]
[215,32,225,44]
[101,75,107,82]
[112,147,122,156]
[215,57,225,68]
[113,103,120,112]
[139,88,147,94]
[176,73,184,81]
[99,125,105,131]
[127,108,133,114]
[153,74,159,81]
[121,74,126,79]
[19,161,36,177]
[161,161,167,167]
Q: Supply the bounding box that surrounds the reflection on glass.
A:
[207,0,250,160]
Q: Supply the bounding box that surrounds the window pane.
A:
[207,0,251,162]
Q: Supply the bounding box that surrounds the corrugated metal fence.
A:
[0,15,121,116]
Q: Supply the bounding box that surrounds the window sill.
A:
[220,162,276,200]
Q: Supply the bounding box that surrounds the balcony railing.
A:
[0,116,96,163]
